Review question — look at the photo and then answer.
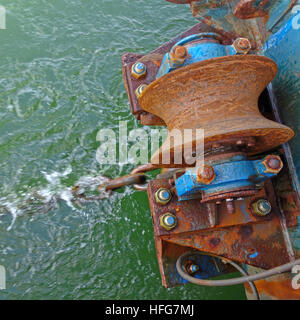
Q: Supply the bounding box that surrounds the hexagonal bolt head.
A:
[169,45,188,65]
[196,165,215,184]
[159,213,177,230]
[135,84,147,98]
[155,188,172,205]
[131,62,147,79]
[252,199,272,216]
[186,263,200,274]
[233,37,251,54]
[262,155,283,174]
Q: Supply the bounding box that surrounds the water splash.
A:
[0,167,112,229]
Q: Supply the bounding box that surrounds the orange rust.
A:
[233,0,269,19]
[170,45,188,64]
[173,46,188,59]
[262,155,283,174]
[245,278,300,300]
[139,55,294,167]
[196,165,215,184]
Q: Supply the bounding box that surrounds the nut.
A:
[169,45,188,66]
[251,199,271,216]
[186,263,200,275]
[131,62,147,79]
[196,165,215,184]
[233,37,251,54]
[135,84,147,98]
[159,213,177,230]
[262,155,283,173]
[155,188,172,205]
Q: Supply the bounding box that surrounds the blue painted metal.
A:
[175,155,280,200]
[156,33,236,78]
[190,0,297,48]
[262,13,300,191]
[169,254,227,285]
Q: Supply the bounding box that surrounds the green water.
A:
[0,0,246,299]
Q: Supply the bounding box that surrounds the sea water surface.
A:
[0,0,246,299]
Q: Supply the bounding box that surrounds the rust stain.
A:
[233,0,269,19]
[139,55,294,167]
[238,225,253,240]
[245,279,300,300]
[209,237,221,247]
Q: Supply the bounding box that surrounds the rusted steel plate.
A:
[148,178,275,237]
[162,220,291,269]
[189,0,297,49]
[139,55,294,166]
[155,239,234,288]
[148,177,291,270]
[244,266,300,300]
[121,22,234,125]
[233,0,269,19]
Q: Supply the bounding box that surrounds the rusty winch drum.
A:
[138,55,294,167]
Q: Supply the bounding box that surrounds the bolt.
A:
[159,213,177,230]
[196,165,215,184]
[174,46,188,59]
[233,37,251,54]
[131,62,147,79]
[155,188,172,205]
[226,198,235,214]
[135,84,147,98]
[237,38,250,49]
[268,157,281,169]
[186,263,200,275]
[262,155,283,173]
[252,199,272,216]
[169,45,188,66]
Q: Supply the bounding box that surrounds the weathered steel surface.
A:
[121,22,234,126]
[155,239,234,287]
[139,55,294,166]
[175,153,283,201]
[148,178,274,237]
[148,177,294,287]
[263,16,300,189]
[156,33,237,79]
[244,266,300,300]
[166,0,297,50]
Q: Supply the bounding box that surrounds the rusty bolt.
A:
[196,165,215,184]
[131,62,147,79]
[186,263,200,275]
[155,188,172,205]
[233,37,251,54]
[169,45,188,65]
[159,213,177,231]
[262,155,283,173]
[135,84,147,98]
[252,199,271,216]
